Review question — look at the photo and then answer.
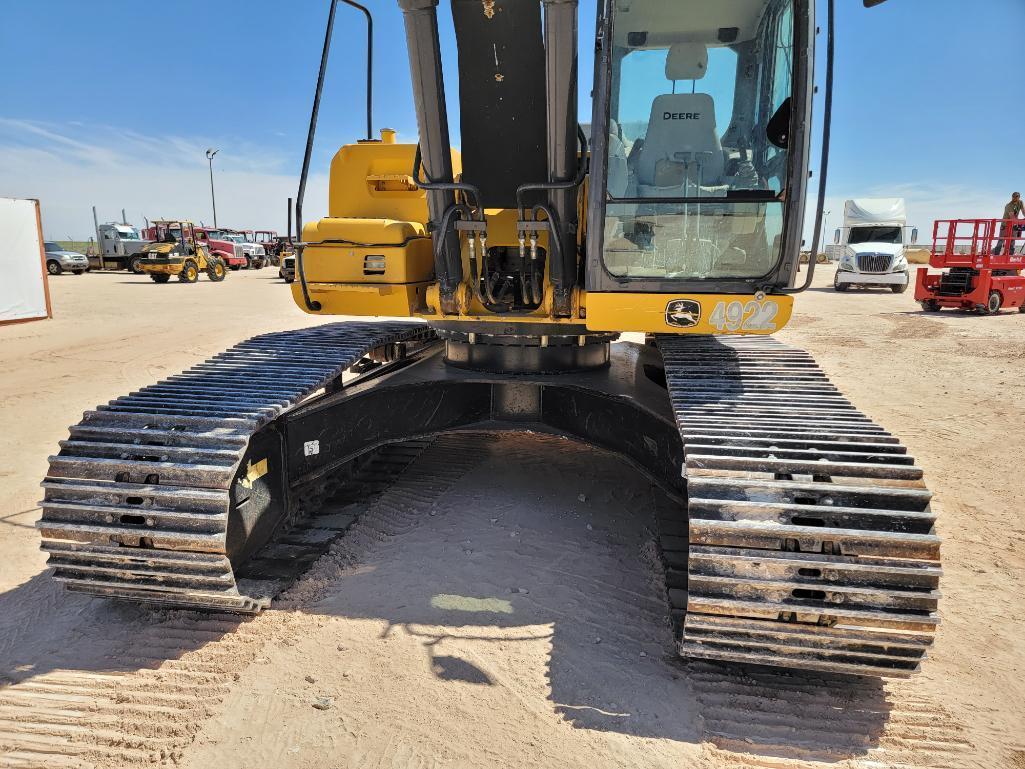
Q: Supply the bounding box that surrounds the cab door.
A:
[585,0,813,299]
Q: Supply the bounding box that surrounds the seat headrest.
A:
[666,43,708,81]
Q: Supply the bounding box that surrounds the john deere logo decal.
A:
[665,299,701,328]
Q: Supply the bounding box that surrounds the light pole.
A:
[205,148,220,227]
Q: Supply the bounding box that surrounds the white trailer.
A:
[833,198,918,293]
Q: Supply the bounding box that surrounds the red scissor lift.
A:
[915,218,1025,313]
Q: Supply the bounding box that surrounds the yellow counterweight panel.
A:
[291,282,431,317]
[307,217,425,244]
[584,293,793,335]
[295,135,463,316]
[301,218,433,284]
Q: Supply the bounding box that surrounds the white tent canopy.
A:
[0,197,52,325]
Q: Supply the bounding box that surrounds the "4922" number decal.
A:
[708,300,779,332]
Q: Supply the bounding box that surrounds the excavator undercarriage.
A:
[39,323,939,677]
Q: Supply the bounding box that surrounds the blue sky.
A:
[1,0,1023,241]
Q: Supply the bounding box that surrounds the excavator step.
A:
[656,334,940,678]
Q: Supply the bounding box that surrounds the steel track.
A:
[656,334,940,677]
[38,322,434,612]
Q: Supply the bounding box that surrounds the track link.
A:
[38,322,434,612]
[656,334,940,677]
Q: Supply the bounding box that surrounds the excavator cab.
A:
[584,0,810,331]
[588,0,806,293]
[41,0,941,679]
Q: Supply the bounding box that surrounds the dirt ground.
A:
[1,265,1023,769]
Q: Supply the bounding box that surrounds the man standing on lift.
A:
[993,191,1025,255]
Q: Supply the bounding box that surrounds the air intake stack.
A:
[397,0,463,312]
[542,0,579,316]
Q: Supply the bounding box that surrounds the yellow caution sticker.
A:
[239,458,269,489]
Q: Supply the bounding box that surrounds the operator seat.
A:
[607,119,630,198]
[635,43,724,196]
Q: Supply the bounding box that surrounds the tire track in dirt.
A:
[689,660,975,769]
[0,435,488,769]
[0,615,255,767]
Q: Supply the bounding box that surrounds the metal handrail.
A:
[295,0,375,312]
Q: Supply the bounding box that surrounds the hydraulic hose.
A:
[531,202,564,306]
[412,145,484,291]
[515,125,588,220]
[516,125,587,300]
[412,145,483,214]
[433,203,472,267]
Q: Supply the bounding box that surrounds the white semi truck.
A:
[91,207,152,273]
[833,198,917,293]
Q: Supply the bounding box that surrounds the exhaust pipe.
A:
[543,0,579,316]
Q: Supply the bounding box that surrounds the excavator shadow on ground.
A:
[273,432,902,761]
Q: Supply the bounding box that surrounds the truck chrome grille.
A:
[857,253,892,273]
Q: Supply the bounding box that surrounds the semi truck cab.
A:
[833,198,917,293]
[192,227,247,270]
[225,230,267,268]
[94,223,152,273]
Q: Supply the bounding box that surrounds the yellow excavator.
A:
[39,0,940,677]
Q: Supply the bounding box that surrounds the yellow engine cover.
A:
[295,132,462,316]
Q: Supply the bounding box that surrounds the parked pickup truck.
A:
[44,242,90,275]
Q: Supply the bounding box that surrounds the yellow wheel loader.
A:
[39,0,939,677]
[138,220,227,284]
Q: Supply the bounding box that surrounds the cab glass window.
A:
[602,0,794,281]
[848,226,902,245]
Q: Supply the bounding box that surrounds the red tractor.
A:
[254,229,282,265]
[915,218,1025,314]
